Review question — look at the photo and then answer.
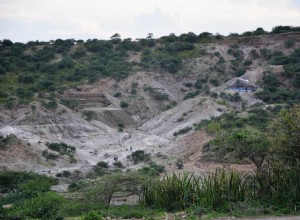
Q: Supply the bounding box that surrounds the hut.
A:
[225,78,257,92]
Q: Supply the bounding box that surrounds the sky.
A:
[0,0,300,42]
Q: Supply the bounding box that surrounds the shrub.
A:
[48,142,76,155]
[244,60,253,66]
[113,92,121,97]
[83,210,102,220]
[10,192,65,219]
[234,68,246,77]
[96,161,109,169]
[176,159,183,169]
[194,79,202,89]
[183,82,193,88]
[183,91,199,100]
[42,100,58,110]
[173,126,192,136]
[42,150,59,160]
[130,150,151,164]
[285,39,296,48]
[209,79,220,86]
[113,161,124,168]
[120,101,128,108]
[153,91,169,101]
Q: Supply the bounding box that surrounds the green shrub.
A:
[42,100,58,110]
[48,142,76,155]
[194,79,202,89]
[173,126,192,136]
[113,92,121,97]
[9,192,65,219]
[83,210,102,220]
[129,150,151,164]
[152,91,169,101]
[183,82,193,88]
[176,159,183,169]
[285,39,296,48]
[209,79,220,86]
[120,101,128,108]
[183,91,199,100]
[42,150,59,160]
[113,161,124,168]
[244,60,253,66]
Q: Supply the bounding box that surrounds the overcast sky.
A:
[1,0,300,42]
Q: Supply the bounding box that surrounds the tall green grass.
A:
[143,169,250,211]
[142,167,300,212]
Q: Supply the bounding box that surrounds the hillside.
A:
[1,27,300,219]
[0,28,299,175]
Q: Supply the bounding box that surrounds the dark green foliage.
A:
[209,79,220,86]
[92,162,109,176]
[42,150,59,160]
[120,101,128,108]
[60,98,79,109]
[83,210,102,220]
[41,100,58,109]
[173,126,192,136]
[271,25,300,34]
[285,39,296,48]
[129,150,151,164]
[164,42,194,53]
[85,39,113,53]
[113,92,121,97]
[183,91,199,100]
[47,142,76,155]
[71,47,87,58]
[83,110,93,121]
[0,171,57,194]
[176,159,183,169]
[58,57,75,69]
[96,161,109,169]
[10,192,65,219]
[244,60,252,66]
[183,82,193,88]
[260,48,273,59]
[0,134,16,150]
[194,119,211,130]
[113,161,124,168]
[250,49,259,59]
[2,39,13,47]
[139,162,165,176]
[234,68,246,77]
[194,79,202,89]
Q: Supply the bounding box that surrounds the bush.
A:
[120,101,128,108]
[42,150,59,160]
[42,100,58,110]
[10,192,65,219]
[183,91,199,100]
[130,150,151,164]
[285,39,296,48]
[244,60,252,66]
[176,159,183,169]
[113,161,124,168]
[173,126,192,136]
[194,79,202,89]
[83,210,102,220]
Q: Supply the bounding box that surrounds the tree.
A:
[110,33,121,44]
[269,105,300,164]
[2,39,13,47]
[214,129,269,171]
